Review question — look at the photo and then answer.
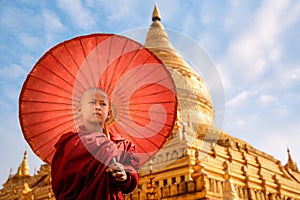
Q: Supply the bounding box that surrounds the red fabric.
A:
[51,126,139,200]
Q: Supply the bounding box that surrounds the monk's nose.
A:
[95,104,101,111]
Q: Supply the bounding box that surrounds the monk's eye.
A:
[101,102,107,106]
[89,101,96,105]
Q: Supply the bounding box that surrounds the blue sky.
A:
[1,0,300,185]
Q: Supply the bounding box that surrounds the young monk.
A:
[51,87,140,200]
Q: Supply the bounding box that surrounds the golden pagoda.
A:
[1,4,300,200]
[0,151,54,199]
[124,4,300,200]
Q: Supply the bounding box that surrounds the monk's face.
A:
[79,88,110,128]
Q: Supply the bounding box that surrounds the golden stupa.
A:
[125,5,300,200]
[0,151,54,199]
[1,4,299,200]
[145,4,214,129]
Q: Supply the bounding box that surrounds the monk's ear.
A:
[106,109,113,122]
[75,104,81,114]
[108,103,113,117]
[107,109,112,118]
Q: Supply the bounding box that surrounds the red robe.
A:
[51,126,140,200]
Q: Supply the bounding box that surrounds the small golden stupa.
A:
[0,151,54,199]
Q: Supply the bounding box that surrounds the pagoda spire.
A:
[144,3,214,143]
[144,3,195,75]
[285,148,299,172]
[152,3,161,21]
[16,150,30,177]
[145,3,171,49]
[7,167,13,180]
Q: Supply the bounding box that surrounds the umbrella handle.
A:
[110,157,117,165]
[109,157,122,173]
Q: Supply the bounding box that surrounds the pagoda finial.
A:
[152,3,161,21]
[285,147,299,172]
[287,147,291,157]
[7,167,13,180]
[17,150,30,177]
[145,3,171,49]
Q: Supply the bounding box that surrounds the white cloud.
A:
[0,64,27,81]
[291,67,300,80]
[18,33,41,50]
[84,0,94,7]
[0,4,43,35]
[226,90,257,107]
[278,66,300,88]
[57,0,95,30]
[223,97,300,163]
[223,0,253,32]
[42,9,65,44]
[102,2,131,21]
[216,64,232,91]
[280,0,300,30]
[0,99,12,110]
[268,46,282,62]
[262,120,300,159]
[252,131,299,163]
[43,9,64,33]
[222,0,300,84]
[259,94,277,104]
[95,0,152,24]
[254,58,267,75]
[236,118,246,127]
[153,0,181,23]
[200,12,214,25]
[2,84,20,103]
[20,53,36,71]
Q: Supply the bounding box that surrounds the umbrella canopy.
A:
[19,34,177,165]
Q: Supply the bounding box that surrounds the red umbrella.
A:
[19,34,177,165]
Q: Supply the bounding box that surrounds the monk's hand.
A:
[106,162,127,182]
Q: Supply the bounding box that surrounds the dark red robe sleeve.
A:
[51,129,140,200]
